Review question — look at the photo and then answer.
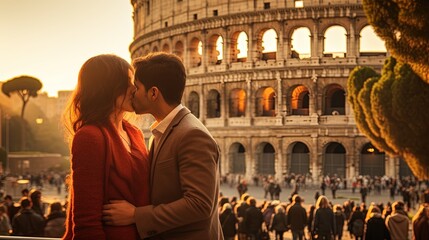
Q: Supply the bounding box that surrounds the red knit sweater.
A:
[63,121,150,240]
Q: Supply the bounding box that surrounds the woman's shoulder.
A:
[73,125,105,143]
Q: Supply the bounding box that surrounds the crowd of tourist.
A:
[218,175,429,240]
[0,172,67,237]
[0,188,66,237]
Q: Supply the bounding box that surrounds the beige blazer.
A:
[135,107,223,240]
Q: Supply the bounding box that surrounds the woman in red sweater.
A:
[62,54,150,240]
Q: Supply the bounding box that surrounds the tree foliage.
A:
[1,76,42,118]
[363,0,429,83]
[348,57,429,179]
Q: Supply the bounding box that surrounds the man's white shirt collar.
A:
[150,104,184,143]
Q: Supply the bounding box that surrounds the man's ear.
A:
[150,87,159,101]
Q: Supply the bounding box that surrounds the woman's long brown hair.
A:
[62,54,132,141]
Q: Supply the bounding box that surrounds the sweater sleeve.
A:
[70,126,106,239]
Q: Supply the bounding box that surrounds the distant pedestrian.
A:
[270,206,288,240]
[287,194,307,240]
[237,180,248,198]
[348,206,365,240]
[242,197,263,240]
[11,197,45,237]
[0,205,11,235]
[364,205,390,240]
[333,205,345,240]
[220,203,238,240]
[314,196,334,240]
[44,202,66,237]
[385,201,409,240]
[360,186,368,203]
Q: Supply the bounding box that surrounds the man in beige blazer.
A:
[103,52,223,240]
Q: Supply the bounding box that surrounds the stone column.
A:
[199,83,205,122]
[246,77,253,118]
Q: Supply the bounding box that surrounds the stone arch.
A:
[162,43,170,53]
[189,37,202,67]
[229,88,246,117]
[207,89,221,118]
[187,91,199,118]
[152,46,159,52]
[230,31,248,62]
[289,85,310,115]
[208,34,224,65]
[229,142,246,174]
[255,87,276,116]
[399,158,414,178]
[323,84,345,115]
[260,28,278,60]
[323,142,346,178]
[290,27,312,59]
[287,141,310,175]
[323,25,347,58]
[255,142,276,175]
[360,142,385,177]
[359,25,387,56]
[174,41,185,60]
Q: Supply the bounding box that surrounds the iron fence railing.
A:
[0,237,60,240]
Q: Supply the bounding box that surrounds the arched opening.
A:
[231,31,248,62]
[360,143,385,177]
[229,143,246,174]
[324,84,345,115]
[207,89,221,118]
[323,26,347,58]
[152,46,159,52]
[187,91,199,118]
[290,85,310,115]
[229,88,246,117]
[190,38,202,67]
[162,44,170,53]
[209,35,223,65]
[291,27,311,59]
[288,142,310,175]
[256,142,275,175]
[323,142,346,178]
[399,158,414,178]
[174,41,184,60]
[360,25,387,56]
[261,29,277,60]
[255,87,276,116]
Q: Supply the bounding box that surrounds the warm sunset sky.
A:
[0,0,133,97]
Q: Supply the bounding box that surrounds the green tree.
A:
[1,76,42,118]
[348,57,429,179]
[363,0,429,83]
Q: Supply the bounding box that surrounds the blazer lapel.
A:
[149,107,191,185]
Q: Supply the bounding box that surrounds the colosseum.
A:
[129,0,412,184]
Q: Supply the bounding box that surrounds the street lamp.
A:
[35,118,44,125]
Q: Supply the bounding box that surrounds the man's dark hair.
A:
[133,52,186,105]
[4,195,12,201]
[20,197,31,209]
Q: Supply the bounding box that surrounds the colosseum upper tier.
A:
[129,0,412,183]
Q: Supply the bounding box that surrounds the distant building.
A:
[130,0,413,182]
[32,92,57,119]
[56,90,73,117]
